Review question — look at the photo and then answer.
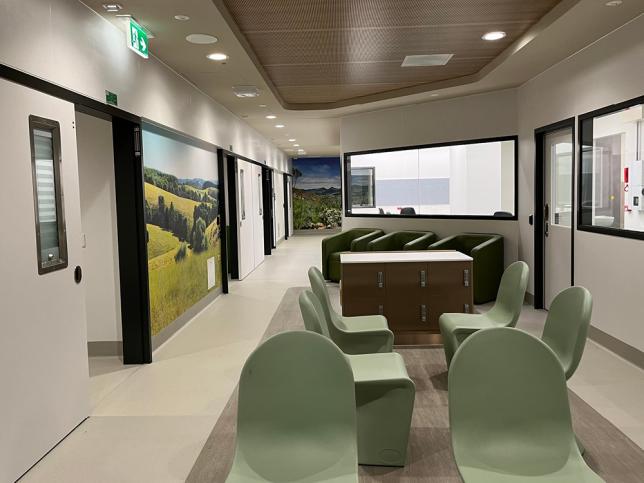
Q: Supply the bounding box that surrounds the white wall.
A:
[517,14,644,352]
[76,112,122,343]
[0,0,289,173]
[341,89,520,267]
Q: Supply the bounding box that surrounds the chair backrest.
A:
[299,289,331,338]
[541,286,593,380]
[400,207,416,215]
[487,260,529,327]
[449,327,575,474]
[308,266,335,324]
[234,331,357,480]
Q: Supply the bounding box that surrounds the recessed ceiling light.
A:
[401,54,453,67]
[482,31,506,41]
[187,34,218,44]
[266,115,276,119]
[174,14,190,21]
[259,104,267,108]
[288,138,296,142]
[275,124,285,128]
[207,52,228,61]
[430,93,439,97]
[605,0,622,5]
[232,85,260,98]
[102,3,122,12]
[293,144,300,147]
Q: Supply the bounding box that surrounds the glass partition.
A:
[579,99,644,236]
[345,136,517,218]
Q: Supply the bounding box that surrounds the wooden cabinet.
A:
[341,251,473,345]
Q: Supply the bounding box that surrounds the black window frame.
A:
[343,134,519,220]
[29,115,69,275]
[577,94,644,240]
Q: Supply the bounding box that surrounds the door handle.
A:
[378,304,384,315]
[464,303,470,313]
[463,269,470,287]
[377,271,384,288]
[74,266,82,284]
[419,270,427,288]
[420,304,427,323]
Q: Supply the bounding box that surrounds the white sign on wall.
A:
[207,257,216,290]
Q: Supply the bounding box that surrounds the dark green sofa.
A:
[321,228,384,282]
[367,231,438,251]
[428,233,504,304]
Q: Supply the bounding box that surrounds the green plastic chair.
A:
[428,233,504,303]
[541,286,593,380]
[439,261,528,367]
[308,266,394,354]
[299,290,415,467]
[367,230,437,251]
[226,331,358,482]
[449,327,603,482]
[322,229,384,282]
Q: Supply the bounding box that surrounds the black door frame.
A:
[225,153,240,280]
[262,166,274,255]
[534,117,576,309]
[283,173,291,240]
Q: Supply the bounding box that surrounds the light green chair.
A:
[322,229,384,282]
[449,327,603,482]
[439,260,529,367]
[367,230,437,251]
[308,266,394,354]
[226,331,358,482]
[299,290,415,467]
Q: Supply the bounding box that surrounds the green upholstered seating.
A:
[308,266,393,354]
[428,233,504,303]
[367,230,438,251]
[322,228,384,282]
[439,261,528,367]
[449,327,603,483]
[299,290,415,467]
[541,286,593,380]
[226,331,358,482]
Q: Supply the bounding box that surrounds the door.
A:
[237,159,254,279]
[341,263,385,317]
[252,163,265,267]
[286,175,293,236]
[428,261,473,331]
[385,263,429,331]
[543,126,574,308]
[0,79,89,482]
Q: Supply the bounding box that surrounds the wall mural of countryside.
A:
[142,129,222,336]
[292,157,342,230]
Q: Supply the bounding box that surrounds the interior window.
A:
[29,116,68,274]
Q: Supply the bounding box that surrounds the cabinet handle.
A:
[378,304,384,315]
[463,269,470,287]
[377,271,384,289]
[420,304,427,322]
[464,303,470,313]
[419,269,427,288]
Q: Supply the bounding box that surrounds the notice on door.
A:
[207,257,216,290]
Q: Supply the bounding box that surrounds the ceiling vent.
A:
[232,86,260,98]
[401,54,453,67]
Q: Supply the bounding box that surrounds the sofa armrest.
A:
[367,232,395,251]
[427,234,459,251]
[321,232,349,279]
[404,232,438,250]
[351,230,384,252]
[470,235,504,303]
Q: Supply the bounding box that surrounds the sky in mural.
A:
[293,157,341,190]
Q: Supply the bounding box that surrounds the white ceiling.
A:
[85,0,643,157]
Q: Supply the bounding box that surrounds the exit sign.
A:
[127,18,148,59]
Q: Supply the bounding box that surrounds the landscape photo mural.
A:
[142,128,222,336]
[292,157,342,230]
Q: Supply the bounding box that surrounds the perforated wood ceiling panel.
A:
[221,0,562,107]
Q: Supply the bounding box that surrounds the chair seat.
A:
[341,314,389,331]
[347,352,409,383]
[439,312,500,332]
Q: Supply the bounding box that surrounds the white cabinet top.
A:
[341,250,472,264]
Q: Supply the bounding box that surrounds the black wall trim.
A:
[343,134,519,221]
[262,167,273,255]
[226,155,240,279]
[283,173,290,240]
[217,150,229,294]
[533,118,576,309]
[112,118,152,364]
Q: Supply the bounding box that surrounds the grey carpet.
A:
[187,287,644,482]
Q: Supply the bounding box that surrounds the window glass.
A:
[347,138,516,217]
[30,117,67,274]
[580,103,644,232]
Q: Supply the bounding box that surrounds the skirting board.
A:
[88,341,123,357]
[589,325,644,372]
[151,287,223,351]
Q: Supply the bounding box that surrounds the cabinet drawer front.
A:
[342,297,384,317]
[342,262,386,299]
[428,261,472,290]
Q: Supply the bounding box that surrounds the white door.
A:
[237,159,254,279]
[544,127,574,308]
[252,163,265,267]
[0,79,89,482]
